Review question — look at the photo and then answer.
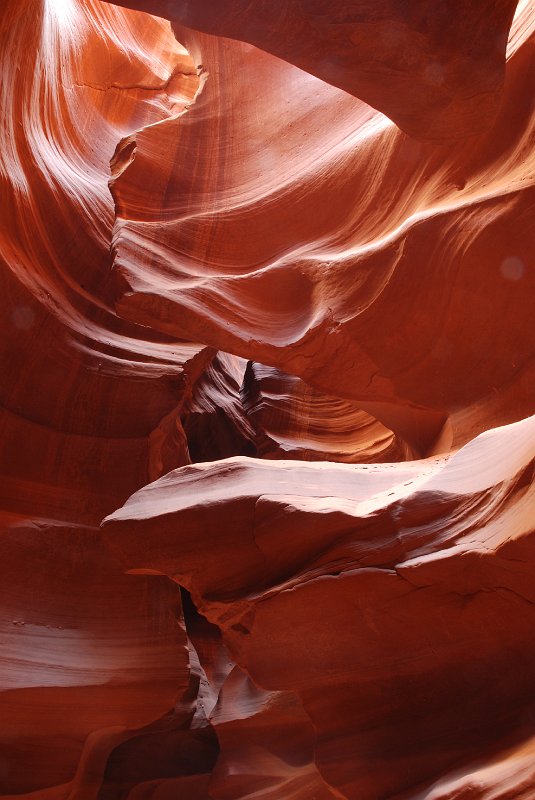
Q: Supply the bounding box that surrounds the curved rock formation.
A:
[1,0,535,797]
[105,414,535,799]
[109,7,535,455]
[1,1,214,794]
[109,0,520,141]
[241,362,410,463]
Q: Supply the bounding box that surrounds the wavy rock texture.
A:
[109,4,535,456]
[104,414,535,799]
[241,362,410,463]
[1,0,535,797]
[109,0,520,141]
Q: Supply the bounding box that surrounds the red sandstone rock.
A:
[1,0,535,797]
[242,361,410,462]
[110,13,535,455]
[182,354,256,464]
[0,1,215,794]
[104,414,535,799]
[107,0,519,141]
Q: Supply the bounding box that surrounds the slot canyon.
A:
[1,0,535,797]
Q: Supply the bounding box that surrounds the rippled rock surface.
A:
[1,0,534,797]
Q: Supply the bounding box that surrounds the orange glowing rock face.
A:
[1,0,534,798]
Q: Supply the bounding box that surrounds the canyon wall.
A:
[1,0,534,797]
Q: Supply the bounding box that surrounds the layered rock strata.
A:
[1,0,534,797]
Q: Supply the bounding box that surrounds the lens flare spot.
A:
[500,256,525,281]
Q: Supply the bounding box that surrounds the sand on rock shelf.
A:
[1,0,534,797]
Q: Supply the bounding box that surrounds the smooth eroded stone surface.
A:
[110,12,535,455]
[2,0,535,797]
[241,361,411,463]
[105,414,535,799]
[106,0,519,140]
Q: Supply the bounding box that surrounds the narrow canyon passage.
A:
[1,1,535,798]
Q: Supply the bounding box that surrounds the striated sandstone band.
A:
[1,0,534,797]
